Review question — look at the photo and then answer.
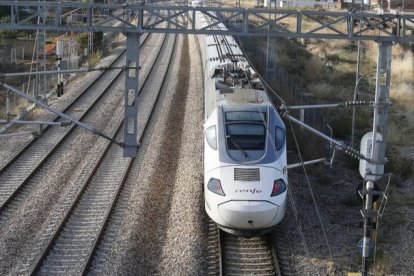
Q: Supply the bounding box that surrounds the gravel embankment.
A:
[0,39,142,273]
[155,33,206,275]
[279,152,414,276]
[101,33,207,274]
[0,55,126,274]
[0,48,123,169]
[2,28,412,276]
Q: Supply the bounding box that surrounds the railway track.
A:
[0,31,157,221]
[0,14,155,172]
[17,28,177,275]
[207,221,293,276]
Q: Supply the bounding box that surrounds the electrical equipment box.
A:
[56,40,64,56]
[359,132,385,181]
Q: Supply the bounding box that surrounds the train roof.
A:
[198,11,274,117]
[205,87,271,118]
[204,35,250,79]
[198,13,251,79]
[218,88,269,105]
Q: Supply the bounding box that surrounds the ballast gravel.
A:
[0,30,413,276]
[99,33,207,275]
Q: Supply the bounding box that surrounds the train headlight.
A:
[205,125,217,150]
[207,178,225,196]
[271,179,287,196]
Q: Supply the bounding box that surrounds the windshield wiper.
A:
[226,135,248,158]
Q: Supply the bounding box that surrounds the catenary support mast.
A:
[359,41,391,275]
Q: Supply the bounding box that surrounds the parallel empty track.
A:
[18,30,176,275]
[0,31,156,220]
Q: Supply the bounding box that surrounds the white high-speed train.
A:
[196,11,288,235]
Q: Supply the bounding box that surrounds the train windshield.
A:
[225,112,266,151]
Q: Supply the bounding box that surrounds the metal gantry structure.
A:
[0,2,413,273]
[0,2,413,41]
[1,1,413,156]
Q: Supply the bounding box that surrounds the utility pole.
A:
[265,0,276,83]
[35,0,47,104]
[358,41,391,276]
[351,0,364,148]
[351,40,361,148]
[56,41,64,97]
[88,0,94,56]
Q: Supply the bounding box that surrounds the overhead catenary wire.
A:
[236,36,286,105]
[233,19,338,270]
[288,180,313,261]
[237,32,327,271]
[260,103,313,270]
[255,83,315,274]
[287,116,338,271]
[205,15,314,270]
[0,81,124,148]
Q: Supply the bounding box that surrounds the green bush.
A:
[77,33,89,54]
[88,50,101,67]
[77,32,104,55]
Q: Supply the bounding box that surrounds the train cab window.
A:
[205,125,217,150]
[275,126,285,151]
[226,111,265,122]
[225,112,266,151]
[226,124,265,150]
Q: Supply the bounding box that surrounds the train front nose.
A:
[218,201,279,229]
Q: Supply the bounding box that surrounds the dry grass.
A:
[391,82,414,109]
[88,50,102,68]
[391,45,414,80]
[278,36,413,133]
[268,19,414,178]
[373,253,393,276]
[364,43,414,109]
[220,0,259,8]
[390,46,414,109]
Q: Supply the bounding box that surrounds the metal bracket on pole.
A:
[283,157,327,172]
[123,32,140,157]
[0,81,122,146]
[285,101,368,110]
[0,82,94,132]
[0,119,69,126]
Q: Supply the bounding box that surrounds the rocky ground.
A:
[95,32,414,276]
[0,30,412,276]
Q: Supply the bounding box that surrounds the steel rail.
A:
[207,223,294,275]
[0,16,153,174]
[0,50,121,174]
[0,33,153,215]
[88,9,183,272]
[84,31,177,275]
[219,230,279,275]
[206,221,223,275]
[272,227,294,276]
[0,62,122,214]
[28,26,175,276]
